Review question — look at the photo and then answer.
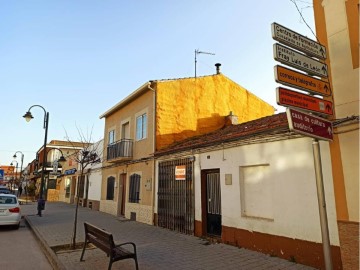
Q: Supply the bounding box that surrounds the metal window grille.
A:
[106,176,115,200]
[129,174,140,203]
[207,172,221,215]
[157,158,194,235]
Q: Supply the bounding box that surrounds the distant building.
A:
[35,140,84,201]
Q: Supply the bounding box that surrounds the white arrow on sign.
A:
[273,43,328,78]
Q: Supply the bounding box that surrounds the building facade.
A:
[313,1,359,269]
[99,70,275,224]
[154,113,342,269]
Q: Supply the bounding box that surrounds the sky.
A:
[0,0,316,169]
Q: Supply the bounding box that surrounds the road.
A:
[0,216,52,270]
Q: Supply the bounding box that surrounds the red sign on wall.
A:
[175,165,186,180]
[286,108,333,141]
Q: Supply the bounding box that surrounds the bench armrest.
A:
[115,242,137,253]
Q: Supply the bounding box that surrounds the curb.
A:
[25,216,67,270]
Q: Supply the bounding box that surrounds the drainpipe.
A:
[147,81,157,225]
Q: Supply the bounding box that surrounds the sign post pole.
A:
[272,22,334,269]
[312,139,333,270]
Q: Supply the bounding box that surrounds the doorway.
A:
[201,169,222,237]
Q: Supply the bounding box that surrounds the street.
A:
[0,217,52,270]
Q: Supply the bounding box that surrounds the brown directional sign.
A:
[276,87,333,116]
[286,108,333,141]
[274,65,331,96]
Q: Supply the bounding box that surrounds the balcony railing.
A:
[107,139,133,161]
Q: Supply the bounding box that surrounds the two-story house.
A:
[34,140,84,202]
[99,67,274,224]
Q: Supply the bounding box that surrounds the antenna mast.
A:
[195,49,215,78]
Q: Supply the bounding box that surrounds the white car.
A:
[0,194,21,229]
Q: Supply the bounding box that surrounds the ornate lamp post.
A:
[23,105,49,217]
[46,148,67,171]
[13,151,24,192]
[10,160,18,194]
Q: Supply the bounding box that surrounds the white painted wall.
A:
[195,137,339,245]
[83,139,103,202]
[87,170,101,201]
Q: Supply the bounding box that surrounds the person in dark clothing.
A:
[17,185,23,198]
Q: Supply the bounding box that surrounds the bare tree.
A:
[64,127,103,249]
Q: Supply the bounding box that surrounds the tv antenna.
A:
[195,49,215,78]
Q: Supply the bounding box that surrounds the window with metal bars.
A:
[129,173,140,203]
[106,176,115,200]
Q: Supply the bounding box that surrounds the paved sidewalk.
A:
[22,202,316,270]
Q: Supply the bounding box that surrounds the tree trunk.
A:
[71,169,83,249]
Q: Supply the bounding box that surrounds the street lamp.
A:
[23,105,49,217]
[46,148,67,170]
[13,151,24,191]
[54,149,67,166]
[10,160,18,194]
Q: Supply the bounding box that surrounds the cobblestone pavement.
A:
[22,202,316,270]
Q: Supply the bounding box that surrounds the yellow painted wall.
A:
[155,74,274,150]
[313,0,359,222]
[313,1,359,268]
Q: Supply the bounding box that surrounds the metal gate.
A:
[206,171,222,236]
[158,158,194,235]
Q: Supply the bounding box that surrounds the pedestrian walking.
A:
[17,185,23,198]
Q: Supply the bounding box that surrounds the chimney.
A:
[225,111,238,126]
[215,63,221,74]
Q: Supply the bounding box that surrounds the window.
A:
[239,164,273,220]
[109,130,115,145]
[121,122,130,139]
[136,114,147,140]
[106,176,115,200]
[48,179,56,189]
[65,178,71,198]
[129,173,140,203]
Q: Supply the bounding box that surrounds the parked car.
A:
[0,185,11,194]
[0,194,21,229]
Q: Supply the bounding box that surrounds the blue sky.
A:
[0,0,315,168]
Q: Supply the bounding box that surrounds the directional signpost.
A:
[272,22,326,59]
[274,43,328,78]
[286,108,333,141]
[272,22,333,270]
[274,65,331,96]
[276,87,333,116]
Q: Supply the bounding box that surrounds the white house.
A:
[76,139,103,211]
[154,113,341,269]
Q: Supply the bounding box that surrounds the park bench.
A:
[80,222,139,270]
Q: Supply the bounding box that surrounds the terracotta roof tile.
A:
[155,113,289,156]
